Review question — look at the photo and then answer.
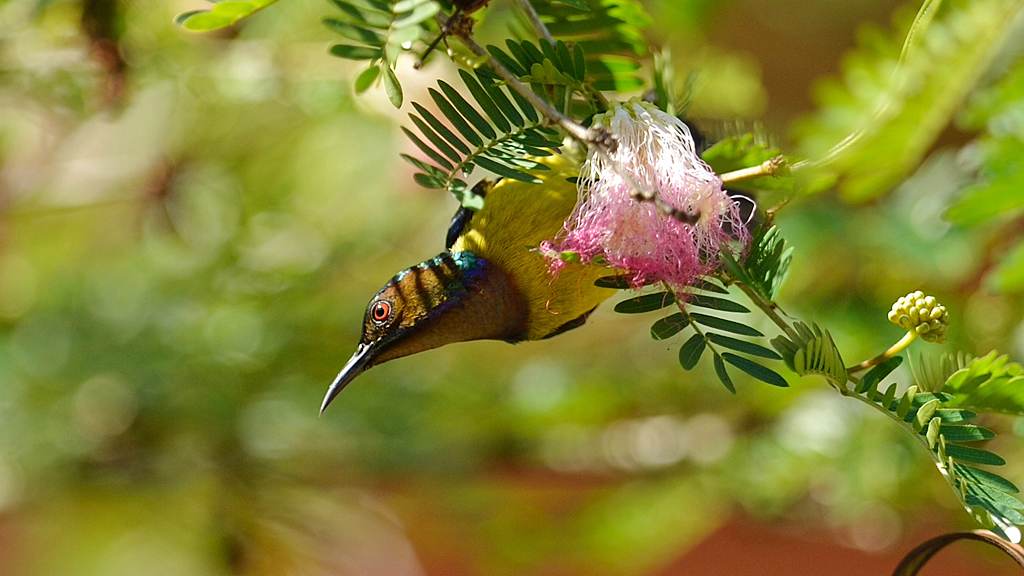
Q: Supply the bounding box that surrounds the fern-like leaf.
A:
[612,283,785,392]
[401,69,564,206]
[770,322,846,387]
[722,225,792,302]
[851,355,1024,542]
[484,40,588,115]
[324,0,441,107]
[941,352,1024,416]
[530,0,651,91]
[910,351,972,393]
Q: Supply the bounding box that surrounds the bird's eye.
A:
[370,301,392,324]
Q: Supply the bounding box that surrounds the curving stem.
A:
[847,330,918,374]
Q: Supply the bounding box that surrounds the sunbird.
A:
[320,154,615,413]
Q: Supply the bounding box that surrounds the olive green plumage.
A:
[321,154,615,413]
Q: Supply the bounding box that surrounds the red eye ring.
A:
[371,301,392,323]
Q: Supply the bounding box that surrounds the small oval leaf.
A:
[330,44,382,60]
[722,353,789,387]
[713,354,736,394]
[355,65,381,93]
[651,314,689,340]
[688,294,750,313]
[705,333,781,360]
[940,425,996,443]
[678,334,706,370]
[614,292,675,314]
[945,444,1006,466]
[689,313,763,336]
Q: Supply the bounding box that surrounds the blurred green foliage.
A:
[1,0,1023,575]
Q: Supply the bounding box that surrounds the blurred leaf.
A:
[176,0,282,31]
[330,44,383,60]
[942,352,1024,415]
[355,65,381,93]
[792,0,1024,202]
[990,240,1024,293]
[948,59,1024,226]
[944,58,1024,292]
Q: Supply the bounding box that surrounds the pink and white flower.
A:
[544,100,748,289]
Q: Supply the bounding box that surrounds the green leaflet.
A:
[678,334,705,370]
[713,354,736,394]
[650,314,689,340]
[615,292,675,314]
[721,353,787,387]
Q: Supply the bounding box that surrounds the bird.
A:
[319,153,616,414]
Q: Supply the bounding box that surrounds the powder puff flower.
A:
[543,100,748,289]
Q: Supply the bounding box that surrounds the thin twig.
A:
[513,0,554,44]
[720,155,786,185]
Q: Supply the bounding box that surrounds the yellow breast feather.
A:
[450,155,615,340]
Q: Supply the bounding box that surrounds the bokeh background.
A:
[1,0,1023,574]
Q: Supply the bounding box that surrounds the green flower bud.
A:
[887,291,949,344]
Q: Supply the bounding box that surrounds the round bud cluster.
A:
[888,291,949,344]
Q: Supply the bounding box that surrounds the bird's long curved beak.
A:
[320,342,374,415]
